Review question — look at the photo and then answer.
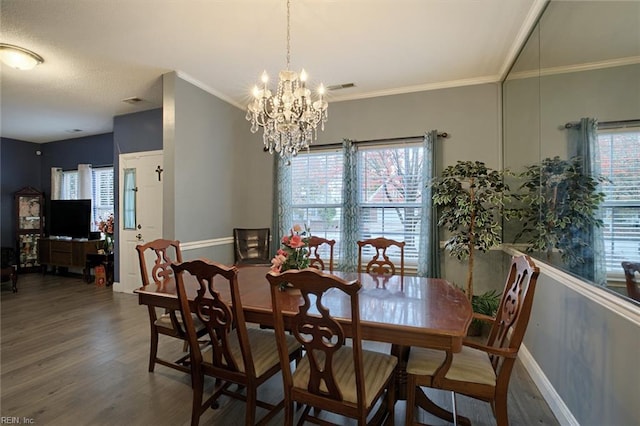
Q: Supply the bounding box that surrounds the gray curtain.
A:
[338,139,359,272]
[568,117,606,285]
[417,130,440,278]
[271,156,292,257]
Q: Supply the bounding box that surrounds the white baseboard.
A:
[112,281,136,294]
[519,344,579,426]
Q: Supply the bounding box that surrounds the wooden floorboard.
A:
[1,273,559,425]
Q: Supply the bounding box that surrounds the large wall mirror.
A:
[503,0,640,303]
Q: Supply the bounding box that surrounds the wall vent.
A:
[122,96,144,104]
[327,83,355,91]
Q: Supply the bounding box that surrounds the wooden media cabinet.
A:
[39,238,101,272]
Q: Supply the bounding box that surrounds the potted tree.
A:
[513,156,606,271]
[431,161,510,303]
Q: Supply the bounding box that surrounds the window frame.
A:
[597,125,640,279]
[288,140,426,267]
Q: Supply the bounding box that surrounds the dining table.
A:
[134,264,473,422]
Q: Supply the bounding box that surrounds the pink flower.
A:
[270,253,287,272]
[288,234,305,248]
[292,224,302,233]
[277,249,288,257]
[281,236,290,245]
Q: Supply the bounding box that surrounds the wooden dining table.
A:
[135,264,472,351]
[135,264,473,421]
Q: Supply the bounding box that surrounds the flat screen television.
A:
[49,199,92,239]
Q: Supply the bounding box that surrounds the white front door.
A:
[115,150,164,293]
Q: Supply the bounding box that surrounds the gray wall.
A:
[163,72,267,264]
[524,267,640,425]
[315,83,503,170]
[0,138,41,247]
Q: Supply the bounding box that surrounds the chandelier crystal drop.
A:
[246,0,328,164]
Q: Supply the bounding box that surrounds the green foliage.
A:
[431,161,509,259]
[471,289,501,316]
[512,156,606,266]
[430,161,511,298]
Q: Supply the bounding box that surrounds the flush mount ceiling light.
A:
[0,43,44,70]
[246,0,328,164]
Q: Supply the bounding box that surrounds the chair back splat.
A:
[233,228,271,266]
[357,237,405,276]
[172,259,301,426]
[307,236,336,272]
[266,268,397,425]
[487,255,540,373]
[137,238,182,286]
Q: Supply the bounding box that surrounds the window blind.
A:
[597,128,640,274]
[357,144,423,263]
[290,150,343,258]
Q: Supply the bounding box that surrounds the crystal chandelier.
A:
[246,0,328,163]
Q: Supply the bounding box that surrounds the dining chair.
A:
[621,261,640,302]
[266,268,398,425]
[171,259,302,426]
[307,235,336,272]
[357,237,405,276]
[136,238,206,373]
[1,247,18,293]
[233,228,271,266]
[405,254,540,426]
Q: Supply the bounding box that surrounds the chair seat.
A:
[155,312,205,331]
[292,346,397,408]
[203,327,301,378]
[407,345,496,387]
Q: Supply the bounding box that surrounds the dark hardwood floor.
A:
[1,273,559,425]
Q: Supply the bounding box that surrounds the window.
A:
[92,167,114,226]
[288,141,425,265]
[60,166,114,231]
[290,150,343,257]
[357,144,423,263]
[597,127,640,275]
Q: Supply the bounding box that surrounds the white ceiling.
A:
[0,0,545,143]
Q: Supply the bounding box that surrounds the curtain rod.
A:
[303,132,449,151]
[564,119,640,129]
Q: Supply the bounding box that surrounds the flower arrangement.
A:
[271,224,311,278]
[97,213,115,253]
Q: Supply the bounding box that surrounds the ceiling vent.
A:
[327,83,355,91]
[122,96,144,104]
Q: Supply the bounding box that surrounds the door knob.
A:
[136,234,142,240]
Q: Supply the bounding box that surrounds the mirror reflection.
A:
[502,0,640,303]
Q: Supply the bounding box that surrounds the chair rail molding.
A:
[180,236,234,251]
[503,245,640,326]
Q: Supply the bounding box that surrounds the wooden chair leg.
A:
[245,387,257,426]
[494,393,509,426]
[284,400,294,426]
[405,376,416,425]
[386,375,395,426]
[451,392,458,426]
[191,373,204,426]
[148,327,158,372]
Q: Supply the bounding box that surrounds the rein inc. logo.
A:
[1,418,34,424]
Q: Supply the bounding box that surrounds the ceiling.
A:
[1,0,545,144]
